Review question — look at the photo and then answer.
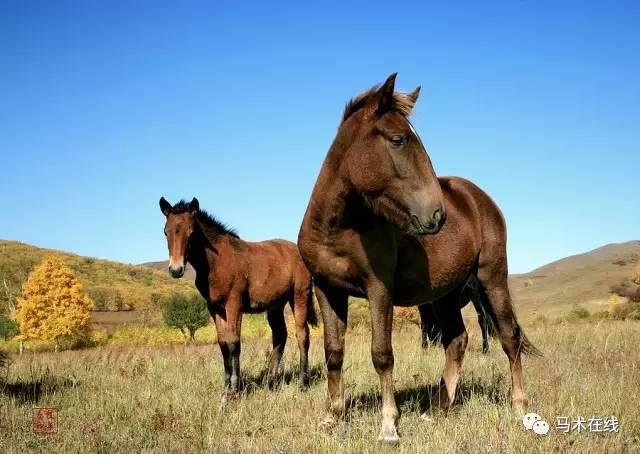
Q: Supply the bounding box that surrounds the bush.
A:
[88,287,131,311]
[571,305,591,320]
[0,315,19,340]
[162,294,210,343]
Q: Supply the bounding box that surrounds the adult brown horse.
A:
[160,197,317,392]
[297,74,539,445]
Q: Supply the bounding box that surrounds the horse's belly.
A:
[394,236,477,306]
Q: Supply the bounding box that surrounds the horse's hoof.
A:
[377,427,400,446]
[512,399,529,417]
[377,434,400,446]
[319,415,337,431]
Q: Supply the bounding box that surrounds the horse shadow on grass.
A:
[0,369,78,404]
[346,373,506,418]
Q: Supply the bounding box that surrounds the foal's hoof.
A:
[420,413,434,423]
[377,427,400,446]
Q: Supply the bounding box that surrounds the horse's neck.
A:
[305,163,354,238]
[186,233,218,278]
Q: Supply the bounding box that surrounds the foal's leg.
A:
[431,295,468,411]
[266,305,287,387]
[315,283,348,428]
[291,279,312,389]
[418,303,441,347]
[368,283,400,445]
[214,299,243,394]
[213,312,233,391]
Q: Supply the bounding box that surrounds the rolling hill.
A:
[509,240,640,319]
[0,240,197,318]
[2,238,637,328]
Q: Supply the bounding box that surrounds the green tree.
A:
[0,315,19,340]
[162,293,209,343]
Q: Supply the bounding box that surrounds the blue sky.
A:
[1,1,638,273]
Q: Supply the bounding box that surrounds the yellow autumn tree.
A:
[632,264,640,285]
[13,255,93,351]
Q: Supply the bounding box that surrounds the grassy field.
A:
[1,318,638,452]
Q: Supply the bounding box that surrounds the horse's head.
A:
[159,196,199,278]
[337,73,446,234]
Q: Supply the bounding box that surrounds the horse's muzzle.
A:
[409,208,446,235]
[169,265,185,278]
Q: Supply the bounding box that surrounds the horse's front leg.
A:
[213,299,243,395]
[315,282,348,428]
[368,282,400,446]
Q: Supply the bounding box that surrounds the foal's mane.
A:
[342,86,417,123]
[170,200,239,239]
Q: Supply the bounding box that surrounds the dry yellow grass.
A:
[1,319,638,452]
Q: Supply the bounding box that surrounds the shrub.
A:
[608,293,622,314]
[162,294,210,343]
[0,315,19,340]
[571,305,591,320]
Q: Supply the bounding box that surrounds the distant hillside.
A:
[509,241,640,319]
[0,240,197,315]
[143,260,196,281]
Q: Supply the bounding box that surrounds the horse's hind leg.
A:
[266,305,288,388]
[476,267,529,414]
[291,280,312,389]
[430,293,468,411]
[418,303,441,347]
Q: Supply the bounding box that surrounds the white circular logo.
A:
[523,413,542,430]
[533,420,550,436]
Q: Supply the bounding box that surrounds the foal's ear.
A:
[159,197,172,216]
[189,197,200,213]
[376,73,397,115]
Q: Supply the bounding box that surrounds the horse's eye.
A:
[390,135,406,147]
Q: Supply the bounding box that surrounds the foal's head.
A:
[159,197,199,278]
[337,73,445,234]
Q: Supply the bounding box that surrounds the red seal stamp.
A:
[32,407,57,434]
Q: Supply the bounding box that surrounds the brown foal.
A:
[297,74,539,444]
[160,197,317,392]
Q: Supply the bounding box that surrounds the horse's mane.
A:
[342,86,417,123]
[170,200,239,239]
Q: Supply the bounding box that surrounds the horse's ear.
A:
[190,197,199,213]
[408,86,421,105]
[159,197,172,216]
[376,73,397,115]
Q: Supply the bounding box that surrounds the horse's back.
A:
[243,239,308,306]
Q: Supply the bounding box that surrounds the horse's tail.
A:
[0,349,8,367]
[306,277,319,327]
[469,275,542,357]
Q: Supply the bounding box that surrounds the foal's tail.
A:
[306,278,319,327]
